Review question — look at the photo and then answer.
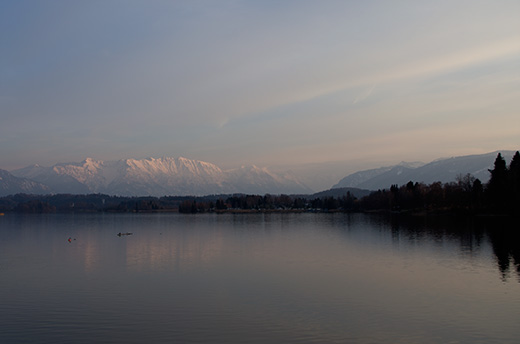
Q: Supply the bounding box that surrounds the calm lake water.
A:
[1,213,519,344]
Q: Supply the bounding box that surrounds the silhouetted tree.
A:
[215,199,227,210]
[323,196,338,210]
[340,191,357,212]
[14,200,56,213]
[292,197,306,209]
[509,151,520,209]
[487,153,509,209]
[456,173,475,193]
[179,200,198,213]
[472,178,484,210]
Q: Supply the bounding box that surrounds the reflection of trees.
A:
[371,214,520,282]
[386,215,485,252]
[485,217,520,282]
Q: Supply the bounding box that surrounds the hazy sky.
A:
[1,0,519,172]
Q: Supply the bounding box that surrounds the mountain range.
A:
[0,169,50,196]
[0,151,515,197]
[5,157,312,197]
[333,151,515,190]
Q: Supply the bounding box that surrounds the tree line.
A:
[177,192,358,213]
[158,151,520,215]
[1,152,518,216]
[357,152,519,215]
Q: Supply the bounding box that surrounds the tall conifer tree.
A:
[487,153,508,209]
[509,151,520,208]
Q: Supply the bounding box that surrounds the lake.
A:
[1,212,519,343]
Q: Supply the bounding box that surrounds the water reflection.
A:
[365,214,520,282]
[2,213,518,283]
[485,217,520,282]
[1,213,519,344]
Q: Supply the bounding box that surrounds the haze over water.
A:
[1,213,519,343]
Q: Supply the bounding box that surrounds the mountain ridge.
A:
[3,150,517,197]
[8,157,312,197]
[0,169,51,195]
[333,150,516,190]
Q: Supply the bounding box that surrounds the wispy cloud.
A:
[353,84,376,104]
[374,36,520,84]
[290,36,520,110]
[2,1,519,175]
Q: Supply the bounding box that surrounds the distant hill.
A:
[333,151,517,191]
[0,169,50,196]
[10,157,312,197]
[307,187,372,200]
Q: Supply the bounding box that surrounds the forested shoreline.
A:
[1,152,519,217]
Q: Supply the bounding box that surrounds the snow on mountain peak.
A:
[9,156,311,196]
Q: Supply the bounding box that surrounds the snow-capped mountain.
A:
[0,169,50,196]
[11,157,312,196]
[332,151,516,191]
[223,165,309,195]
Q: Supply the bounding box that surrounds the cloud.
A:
[2,1,520,172]
[374,36,520,84]
[353,84,376,104]
[291,36,520,111]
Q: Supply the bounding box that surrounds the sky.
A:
[1,0,519,188]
